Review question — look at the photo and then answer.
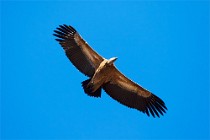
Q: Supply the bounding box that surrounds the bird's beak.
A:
[108,57,118,64]
[112,57,118,62]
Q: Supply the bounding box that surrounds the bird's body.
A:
[83,58,117,94]
[89,59,112,91]
[88,59,111,92]
[53,24,167,117]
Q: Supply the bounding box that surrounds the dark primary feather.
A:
[53,25,76,41]
[53,24,103,77]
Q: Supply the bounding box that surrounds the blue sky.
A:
[1,1,209,140]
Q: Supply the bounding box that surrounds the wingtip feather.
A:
[53,24,77,42]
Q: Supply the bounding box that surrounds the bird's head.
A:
[107,57,118,65]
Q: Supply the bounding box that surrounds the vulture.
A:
[53,24,167,118]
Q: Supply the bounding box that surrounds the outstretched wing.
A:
[103,67,167,117]
[53,24,104,77]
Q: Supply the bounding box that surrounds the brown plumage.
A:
[53,24,167,118]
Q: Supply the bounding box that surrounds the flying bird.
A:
[53,24,167,117]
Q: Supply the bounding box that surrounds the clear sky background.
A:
[1,1,209,140]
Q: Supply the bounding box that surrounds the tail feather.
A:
[81,79,101,98]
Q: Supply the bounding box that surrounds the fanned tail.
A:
[81,79,101,98]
